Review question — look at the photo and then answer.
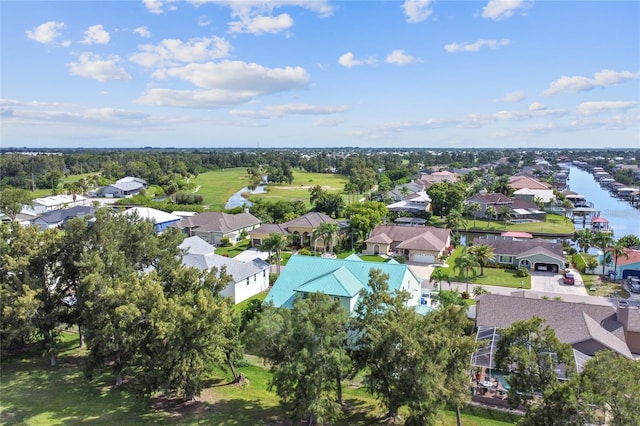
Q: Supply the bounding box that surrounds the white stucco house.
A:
[179,236,270,304]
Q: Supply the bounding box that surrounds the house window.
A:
[254,275,256,282]
[263,270,266,277]
[246,278,250,285]
[498,255,513,263]
[334,297,340,302]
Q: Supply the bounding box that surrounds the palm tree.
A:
[312,222,339,254]
[573,228,594,253]
[454,249,479,294]
[469,244,495,276]
[593,231,614,275]
[260,232,289,275]
[498,205,513,227]
[465,202,481,228]
[484,206,497,227]
[446,209,464,246]
[607,239,629,280]
[429,267,451,290]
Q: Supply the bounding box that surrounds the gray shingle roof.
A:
[473,237,564,260]
[34,206,96,224]
[182,252,269,282]
[175,212,261,233]
[476,294,632,358]
[284,212,337,228]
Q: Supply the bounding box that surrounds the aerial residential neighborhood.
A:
[2,0,639,424]
[2,148,639,425]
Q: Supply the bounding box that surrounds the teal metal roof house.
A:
[264,254,423,313]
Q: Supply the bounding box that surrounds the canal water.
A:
[567,165,640,239]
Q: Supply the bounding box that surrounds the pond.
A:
[225,185,266,210]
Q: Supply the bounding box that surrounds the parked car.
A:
[563,273,575,285]
[629,278,640,294]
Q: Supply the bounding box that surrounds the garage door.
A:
[413,253,435,263]
[622,269,640,279]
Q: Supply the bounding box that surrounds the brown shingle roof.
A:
[284,212,337,228]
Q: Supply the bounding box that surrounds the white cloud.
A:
[25,21,67,45]
[130,36,231,68]
[482,0,532,20]
[314,118,343,127]
[67,53,132,82]
[444,39,510,53]
[190,0,334,18]
[136,88,260,108]
[81,24,110,45]
[402,0,434,23]
[529,101,547,111]
[133,26,151,38]
[143,0,173,14]
[385,49,416,65]
[338,52,376,68]
[544,69,640,96]
[137,60,310,108]
[577,101,638,116]
[228,13,293,35]
[498,91,526,102]
[158,60,309,90]
[188,1,333,35]
[230,103,350,119]
[198,15,211,27]
[0,98,179,128]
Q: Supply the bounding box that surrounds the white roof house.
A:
[121,207,182,233]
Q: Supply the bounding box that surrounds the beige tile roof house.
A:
[363,225,451,264]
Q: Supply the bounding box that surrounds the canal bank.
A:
[567,166,640,239]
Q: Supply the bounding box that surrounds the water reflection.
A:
[225,185,266,210]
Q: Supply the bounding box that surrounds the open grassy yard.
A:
[582,274,631,298]
[1,332,520,425]
[446,247,532,289]
[191,168,254,211]
[249,171,349,206]
[463,214,574,236]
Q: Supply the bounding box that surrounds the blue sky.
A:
[1,0,639,149]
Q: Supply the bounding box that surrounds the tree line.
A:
[2,207,639,424]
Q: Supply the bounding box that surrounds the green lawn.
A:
[463,214,574,235]
[189,169,349,211]
[191,168,254,211]
[214,239,251,258]
[446,247,532,289]
[249,171,349,207]
[1,332,520,425]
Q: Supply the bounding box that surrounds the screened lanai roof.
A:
[471,326,591,377]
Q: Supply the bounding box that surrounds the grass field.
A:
[462,214,574,235]
[446,247,532,289]
[249,172,349,207]
[1,332,520,425]
[191,168,254,211]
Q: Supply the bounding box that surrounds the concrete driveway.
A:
[531,271,588,296]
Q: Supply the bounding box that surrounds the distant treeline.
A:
[2,147,638,191]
